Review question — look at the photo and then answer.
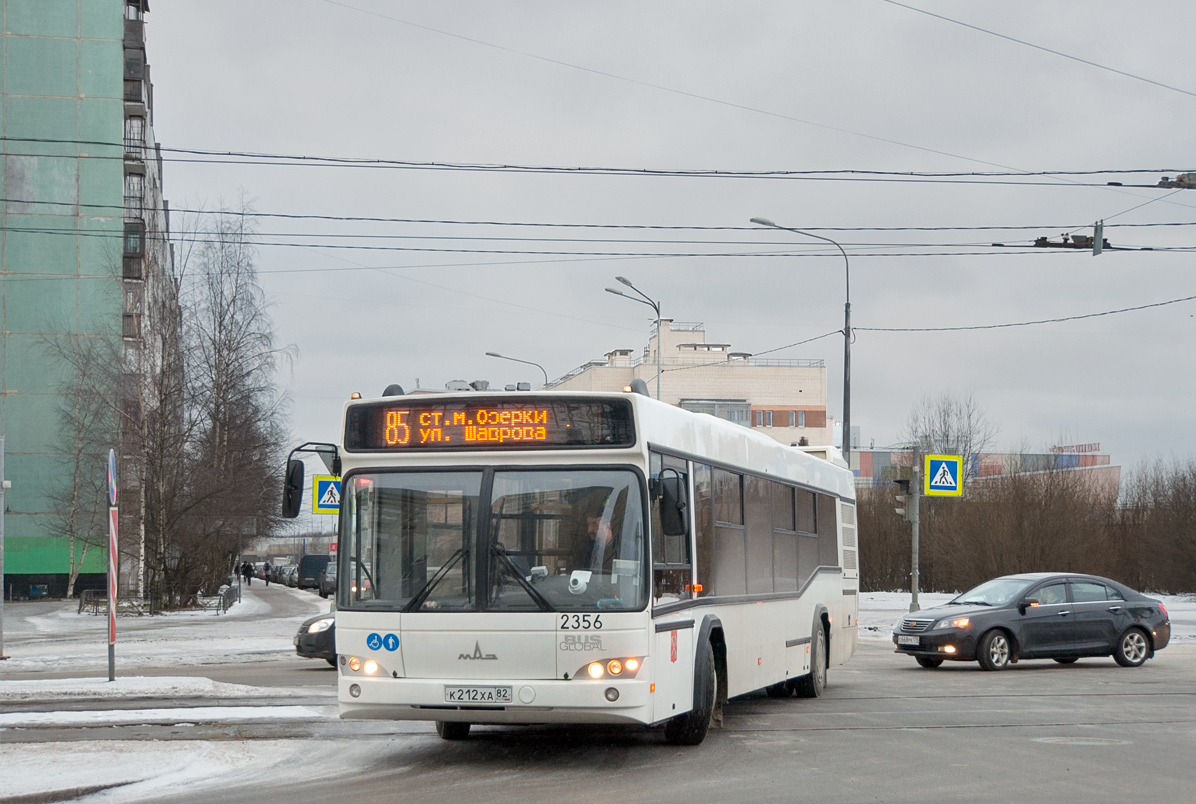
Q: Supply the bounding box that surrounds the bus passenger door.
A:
[652,624,694,723]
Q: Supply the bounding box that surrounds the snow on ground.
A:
[0,675,299,703]
[0,739,372,803]
[1,586,1193,803]
[1,582,329,674]
[1,704,326,728]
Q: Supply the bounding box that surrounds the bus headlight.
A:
[581,658,643,680]
[348,657,362,672]
[364,660,379,675]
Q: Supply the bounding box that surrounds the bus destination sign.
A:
[343,398,635,451]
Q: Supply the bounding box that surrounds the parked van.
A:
[296,554,331,591]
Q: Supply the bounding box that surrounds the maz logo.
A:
[458,641,498,660]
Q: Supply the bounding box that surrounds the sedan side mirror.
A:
[1018,598,1039,614]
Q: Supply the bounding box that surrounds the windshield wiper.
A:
[958,599,993,606]
[491,545,555,612]
[403,548,467,612]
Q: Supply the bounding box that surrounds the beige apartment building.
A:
[547,320,833,447]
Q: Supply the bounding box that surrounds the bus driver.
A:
[579,513,617,573]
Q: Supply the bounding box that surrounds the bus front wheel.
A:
[435,721,471,740]
[664,641,717,745]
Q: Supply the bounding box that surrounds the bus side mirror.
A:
[282,459,305,518]
[660,470,688,537]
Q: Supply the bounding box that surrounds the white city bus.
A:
[283,385,859,744]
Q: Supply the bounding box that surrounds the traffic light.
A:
[894,478,911,521]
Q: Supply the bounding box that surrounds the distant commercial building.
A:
[1,1,171,596]
[547,320,833,447]
[855,444,1120,495]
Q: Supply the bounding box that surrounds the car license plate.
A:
[445,685,513,704]
[897,635,920,646]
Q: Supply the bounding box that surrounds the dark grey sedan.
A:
[893,573,1170,670]
[295,613,336,666]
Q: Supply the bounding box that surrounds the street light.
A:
[750,216,852,463]
[485,351,549,388]
[605,277,662,400]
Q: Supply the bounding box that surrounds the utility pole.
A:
[909,447,922,613]
[1,436,8,660]
[893,447,922,613]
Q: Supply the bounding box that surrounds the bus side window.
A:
[651,452,691,603]
[816,492,839,566]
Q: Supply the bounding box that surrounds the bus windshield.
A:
[343,468,647,613]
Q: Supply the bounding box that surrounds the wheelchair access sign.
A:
[313,475,341,514]
[924,455,963,497]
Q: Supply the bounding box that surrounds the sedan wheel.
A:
[977,630,1011,671]
[1113,628,1149,668]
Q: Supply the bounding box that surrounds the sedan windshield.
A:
[342,468,647,613]
[951,576,1032,608]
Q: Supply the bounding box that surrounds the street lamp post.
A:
[750,217,852,463]
[605,278,662,401]
[484,352,549,388]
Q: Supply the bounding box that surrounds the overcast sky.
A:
[144,1,1196,467]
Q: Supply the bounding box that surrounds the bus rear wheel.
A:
[792,625,826,698]
[435,721,471,740]
[664,641,717,745]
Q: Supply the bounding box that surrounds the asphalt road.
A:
[21,638,1188,804]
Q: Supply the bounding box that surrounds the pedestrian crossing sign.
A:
[924,455,963,496]
[313,475,341,514]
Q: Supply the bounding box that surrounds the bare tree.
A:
[42,333,121,597]
[902,392,998,483]
[1116,460,1196,593]
[179,203,294,595]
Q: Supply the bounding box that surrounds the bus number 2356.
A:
[560,614,603,630]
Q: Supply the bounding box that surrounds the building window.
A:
[789,410,796,428]
[124,117,145,159]
[124,173,143,218]
[798,410,806,428]
[765,411,773,427]
[754,410,763,427]
[123,221,144,255]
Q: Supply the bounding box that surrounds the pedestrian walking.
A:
[264,560,273,587]
[241,561,253,587]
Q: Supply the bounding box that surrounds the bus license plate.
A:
[897,635,920,646]
[445,685,513,704]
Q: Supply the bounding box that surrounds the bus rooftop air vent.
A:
[382,384,406,397]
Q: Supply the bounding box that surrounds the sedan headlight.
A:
[932,617,970,630]
[307,617,334,634]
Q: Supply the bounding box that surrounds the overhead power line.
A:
[5,195,1196,235]
[881,0,1196,101]
[1,137,1191,188]
[856,294,1196,333]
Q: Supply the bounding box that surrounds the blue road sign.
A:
[382,633,400,651]
[366,633,383,651]
[924,455,963,497]
[313,476,341,514]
